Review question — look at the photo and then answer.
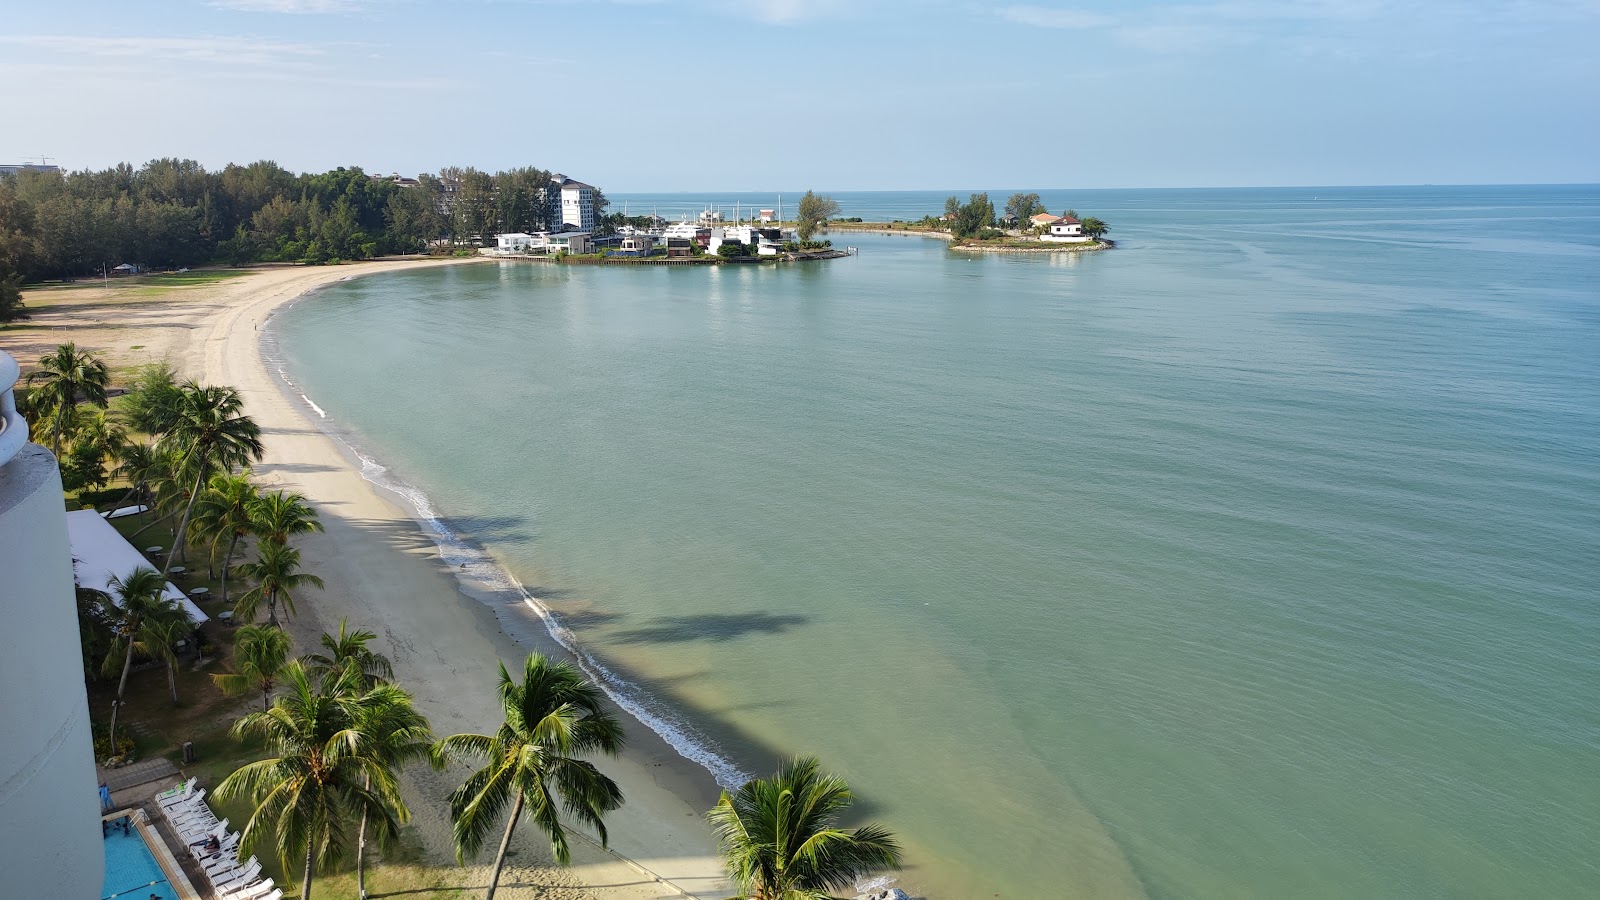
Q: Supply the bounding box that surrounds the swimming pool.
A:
[102,820,174,900]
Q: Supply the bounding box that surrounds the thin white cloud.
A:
[0,34,326,66]
[208,0,364,12]
[998,6,1115,29]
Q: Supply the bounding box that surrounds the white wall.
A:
[0,439,104,899]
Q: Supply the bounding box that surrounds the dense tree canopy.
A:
[1005,192,1047,223]
[0,159,579,279]
[949,192,997,239]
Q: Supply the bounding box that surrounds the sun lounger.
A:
[211,858,261,891]
[155,777,198,810]
[172,808,221,835]
[163,788,208,820]
[177,815,227,844]
[221,879,276,900]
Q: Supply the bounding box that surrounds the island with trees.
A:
[826,191,1113,253]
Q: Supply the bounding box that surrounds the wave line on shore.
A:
[260,312,753,792]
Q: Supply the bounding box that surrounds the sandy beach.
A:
[6,262,732,899]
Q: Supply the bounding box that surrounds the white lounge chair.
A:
[155,777,198,810]
[212,858,261,892]
[222,879,276,900]
[220,877,274,900]
[162,784,208,819]
[177,815,226,844]
[192,831,240,860]
[172,808,220,835]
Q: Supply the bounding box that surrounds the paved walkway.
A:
[99,756,178,793]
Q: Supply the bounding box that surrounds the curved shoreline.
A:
[188,259,733,899]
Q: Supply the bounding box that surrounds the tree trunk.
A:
[107,637,136,752]
[130,508,178,539]
[300,838,315,900]
[484,791,525,900]
[52,397,68,458]
[221,532,239,605]
[167,467,205,573]
[357,774,371,899]
[166,660,177,705]
[267,586,279,629]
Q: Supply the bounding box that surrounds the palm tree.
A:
[159,382,263,573]
[233,541,323,627]
[213,624,293,711]
[250,489,324,546]
[25,342,110,457]
[111,441,167,517]
[303,619,393,687]
[1080,217,1110,240]
[432,654,626,900]
[214,662,415,900]
[102,567,189,749]
[138,617,188,705]
[707,756,902,900]
[192,472,261,598]
[300,620,402,898]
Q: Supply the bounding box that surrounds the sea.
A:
[267,186,1600,899]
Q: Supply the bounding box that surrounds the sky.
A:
[1,0,1596,191]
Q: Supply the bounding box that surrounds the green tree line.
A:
[0,159,586,283]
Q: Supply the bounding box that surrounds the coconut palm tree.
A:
[250,489,324,546]
[192,472,261,597]
[25,342,110,457]
[299,619,404,898]
[137,616,188,705]
[1080,216,1110,240]
[233,542,323,628]
[214,661,415,900]
[354,677,430,898]
[707,756,902,900]
[158,382,263,573]
[111,441,167,518]
[432,654,626,900]
[102,567,189,749]
[213,624,293,711]
[303,619,393,687]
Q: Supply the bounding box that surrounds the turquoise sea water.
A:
[270,187,1600,899]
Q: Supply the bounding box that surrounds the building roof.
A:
[66,510,208,623]
[1031,213,1062,224]
[1054,215,1082,225]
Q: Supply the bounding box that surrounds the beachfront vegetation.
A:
[101,566,192,751]
[213,623,292,711]
[947,192,998,239]
[25,341,110,456]
[796,191,842,241]
[160,382,265,573]
[234,541,324,627]
[0,263,25,321]
[0,159,590,277]
[214,660,432,900]
[1006,192,1048,223]
[432,654,626,900]
[708,755,902,900]
[192,472,262,598]
[1081,216,1110,239]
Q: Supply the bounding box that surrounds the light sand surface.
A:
[5,263,732,899]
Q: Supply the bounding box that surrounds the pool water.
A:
[102,822,174,900]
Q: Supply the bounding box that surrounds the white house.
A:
[758,209,776,223]
[1042,216,1089,243]
[496,232,536,252]
[553,175,598,233]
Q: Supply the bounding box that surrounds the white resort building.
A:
[553,174,598,233]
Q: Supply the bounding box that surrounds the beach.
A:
[8,262,732,900]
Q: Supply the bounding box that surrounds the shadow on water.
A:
[609,612,811,646]
[444,512,537,545]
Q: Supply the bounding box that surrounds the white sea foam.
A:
[260,313,752,791]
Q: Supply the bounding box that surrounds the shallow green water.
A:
[271,187,1600,898]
